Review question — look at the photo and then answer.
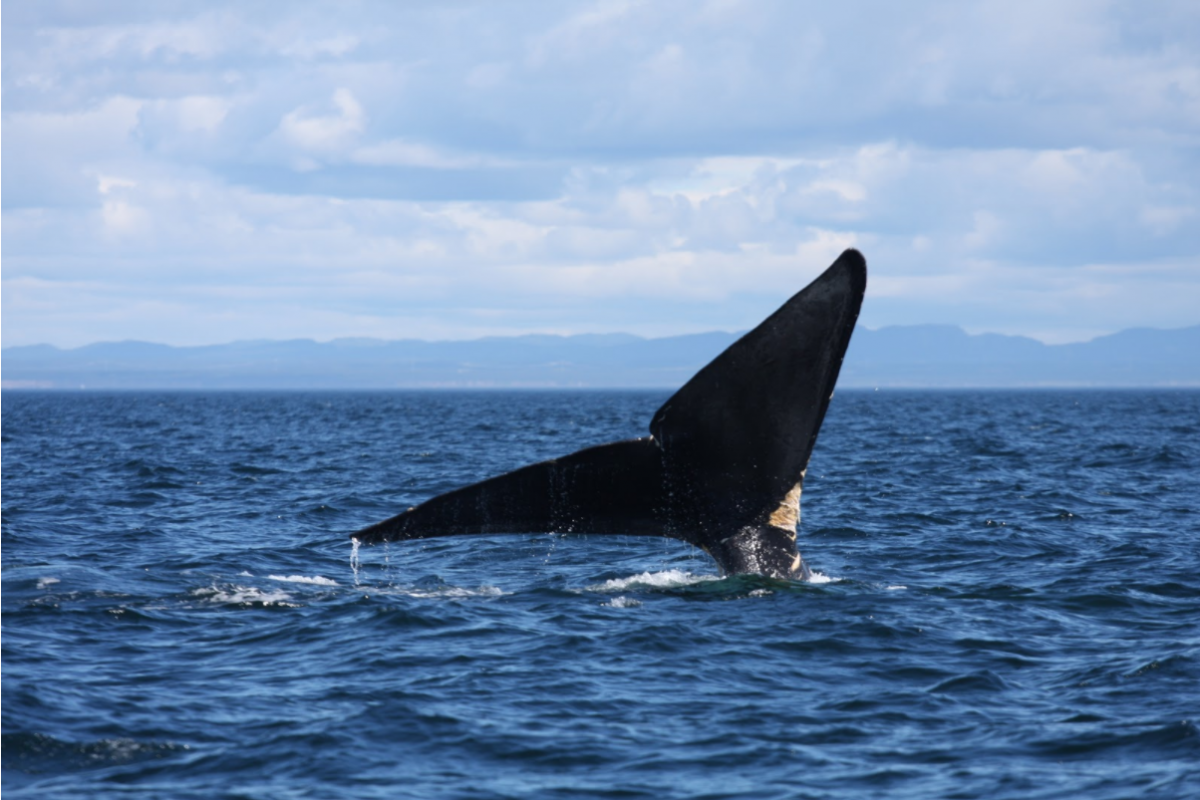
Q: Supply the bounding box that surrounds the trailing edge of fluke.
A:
[352,249,867,579]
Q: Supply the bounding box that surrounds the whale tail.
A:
[352,249,867,578]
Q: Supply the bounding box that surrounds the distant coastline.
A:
[4,324,1198,390]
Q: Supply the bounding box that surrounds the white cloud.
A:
[97,175,137,195]
[277,88,365,155]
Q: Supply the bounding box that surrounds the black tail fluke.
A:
[352,249,867,578]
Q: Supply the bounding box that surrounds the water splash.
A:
[542,532,562,565]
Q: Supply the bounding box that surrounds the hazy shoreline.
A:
[4,324,1198,390]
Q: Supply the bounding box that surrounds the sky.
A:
[3,1,1199,348]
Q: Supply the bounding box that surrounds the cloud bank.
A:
[4,0,1198,347]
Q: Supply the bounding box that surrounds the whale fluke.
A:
[352,249,867,579]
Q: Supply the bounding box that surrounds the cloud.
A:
[277,88,365,158]
[2,0,1198,348]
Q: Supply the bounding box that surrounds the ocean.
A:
[3,389,1198,799]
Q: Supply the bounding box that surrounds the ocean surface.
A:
[3,389,1198,799]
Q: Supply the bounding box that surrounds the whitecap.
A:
[37,577,60,589]
[591,569,720,592]
[806,570,839,584]
[604,596,642,608]
[267,574,339,586]
[192,585,296,607]
[391,585,507,599]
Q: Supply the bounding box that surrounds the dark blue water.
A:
[3,390,1198,799]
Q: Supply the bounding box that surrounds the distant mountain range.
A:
[3,325,1199,389]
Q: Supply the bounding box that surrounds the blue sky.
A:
[3,1,1198,348]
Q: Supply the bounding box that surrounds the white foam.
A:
[192,585,296,606]
[806,570,839,584]
[604,596,642,608]
[267,574,338,586]
[392,585,507,599]
[37,577,60,589]
[886,585,908,591]
[592,569,720,592]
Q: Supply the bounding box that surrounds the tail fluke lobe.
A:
[650,248,866,525]
[353,437,668,544]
